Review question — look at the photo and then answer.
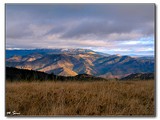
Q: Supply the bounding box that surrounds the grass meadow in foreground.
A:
[6,80,154,116]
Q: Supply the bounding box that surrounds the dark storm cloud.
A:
[6,4,155,55]
[61,19,153,39]
[6,4,154,38]
[7,4,153,21]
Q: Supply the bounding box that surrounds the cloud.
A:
[6,4,155,56]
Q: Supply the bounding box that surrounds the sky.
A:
[6,4,155,56]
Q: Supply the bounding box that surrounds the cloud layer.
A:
[6,4,155,55]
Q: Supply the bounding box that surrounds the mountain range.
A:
[6,48,154,79]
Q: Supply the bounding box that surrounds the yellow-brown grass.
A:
[6,80,154,116]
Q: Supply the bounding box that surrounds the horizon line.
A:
[6,47,154,57]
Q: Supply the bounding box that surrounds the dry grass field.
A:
[6,80,154,116]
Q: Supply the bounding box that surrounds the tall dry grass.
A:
[6,80,154,116]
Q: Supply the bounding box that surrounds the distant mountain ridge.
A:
[6,48,110,58]
[6,48,154,78]
[120,73,154,80]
